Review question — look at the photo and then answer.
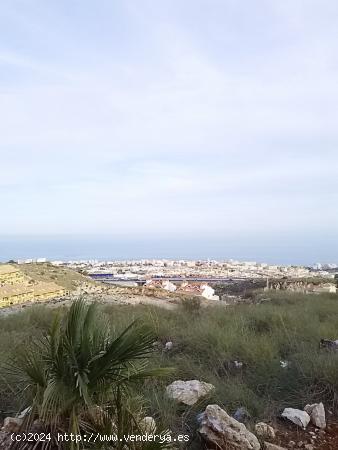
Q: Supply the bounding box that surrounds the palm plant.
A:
[5,299,172,449]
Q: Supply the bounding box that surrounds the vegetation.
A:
[18,263,95,291]
[1,300,171,449]
[1,291,338,448]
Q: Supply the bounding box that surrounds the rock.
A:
[264,443,287,450]
[2,417,22,433]
[304,403,326,429]
[233,407,251,423]
[319,339,338,350]
[281,408,310,429]
[139,416,156,433]
[233,360,244,369]
[198,404,260,450]
[166,380,215,406]
[164,341,173,351]
[280,360,290,369]
[255,422,275,440]
[304,445,314,450]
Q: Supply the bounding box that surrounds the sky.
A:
[0,0,338,263]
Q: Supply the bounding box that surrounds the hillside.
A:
[18,262,96,291]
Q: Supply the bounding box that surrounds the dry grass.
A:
[18,262,95,291]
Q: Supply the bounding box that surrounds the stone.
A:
[164,341,173,351]
[198,404,260,450]
[280,360,290,369]
[255,422,275,440]
[281,408,310,429]
[264,443,287,450]
[233,360,244,369]
[319,339,338,350]
[2,417,23,433]
[166,380,215,406]
[304,403,326,429]
[233,407,251,423]
[304,445,314,450]
[139,416,156,433]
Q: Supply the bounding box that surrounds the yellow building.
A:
[0,263,68,307]
[0,264,25,285]
[33,282,67,301]
[0,284,34,307]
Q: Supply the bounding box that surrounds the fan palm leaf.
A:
[5,299,173,449]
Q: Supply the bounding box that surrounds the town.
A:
[1,258,337,310]
[22,258,337,282]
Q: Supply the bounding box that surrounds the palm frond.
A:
[6,299,173,450]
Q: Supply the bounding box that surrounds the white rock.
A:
[198,404,260,450]
[164,341,173,351]
[255,422,275,440]
[139,416,156,433]
[166,380,215,406]
[280,360,289,369]
[233,360,243,369]
[2,417,23,433]
[304,403,326,429]
[281,408,310,429]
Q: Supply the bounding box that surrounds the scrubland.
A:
[1,291,338,447]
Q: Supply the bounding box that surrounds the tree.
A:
[6,299,172,449]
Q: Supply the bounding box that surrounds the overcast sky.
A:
[0,1,337,262]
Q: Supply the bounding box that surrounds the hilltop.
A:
[17,262,96,291]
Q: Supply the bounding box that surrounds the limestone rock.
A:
[139,416,156,433]
[264,443,287,450]
[164,341,173,351]
[2,417,22,433]
[166,380,215,406]
[255,422,275,440]
[198,404,260,450]
[304,403,326,429]
[281,408,310,429]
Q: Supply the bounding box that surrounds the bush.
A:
[1,300,172,449]
[180,296,201,314]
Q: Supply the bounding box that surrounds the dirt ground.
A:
[267,418,338,449]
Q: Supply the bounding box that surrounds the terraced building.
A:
[0,264,25,285]
[0,264,67,308]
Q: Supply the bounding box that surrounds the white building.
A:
[162,280,177,292]
[201,284,219,301]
